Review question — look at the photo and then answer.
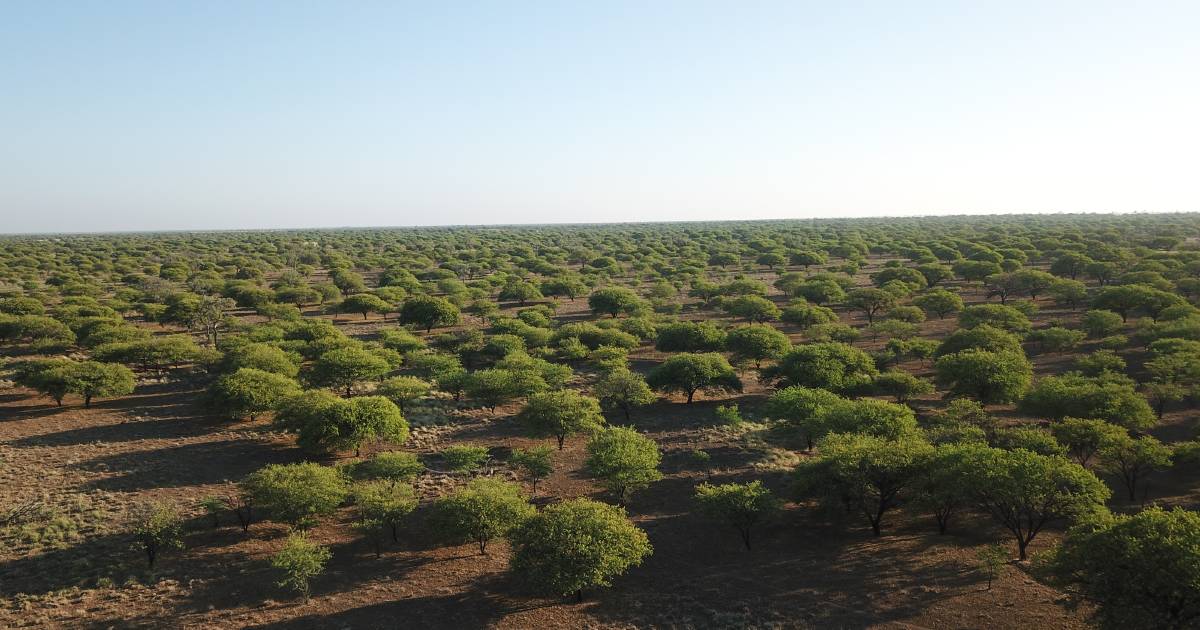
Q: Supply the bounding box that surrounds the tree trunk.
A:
[686,389,695,404]
[84,395,92,408]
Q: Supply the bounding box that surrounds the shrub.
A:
[271,534,331,601]
[433,478,535,554]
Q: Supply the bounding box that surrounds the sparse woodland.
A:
[2,214,1200,628]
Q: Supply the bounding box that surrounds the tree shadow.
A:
[74,438,296,491]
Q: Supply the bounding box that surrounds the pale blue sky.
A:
[2,1,1198,233]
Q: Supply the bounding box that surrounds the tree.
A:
[510,446,554,495]
[1098,434,1173,501]
[399,295,461,332]
[935,350,1031,404]
[764,386,843,450]
[846,288,896,324]
[1019,374,1156,430]
[592,367,656,420]
[1050,417,1127,467]
[271,533,331,601]
[1048,279,1089,309]
[340,293,390,320]
[585,426,663,503]
[221,342,300,377]
[796,433,932,536]
[509,498,652,601]
[1012,269,1057,300]
[872,370,934,403]
[966,448,1109,560]
[242,462,349,530]
[310,346,390,396]
[693,481,781,550]
[209,367,300,420]
[62,361,136,408]
[433,478,536,554]
[498,281,543,305]
[934,324,1023,357]
[790,250,827,269]
[130,502,184,568]
[722,295,781,323]
[1082,309,1123,337]
[780,301,838,329]
[1093,284,1184,322]
[588,287,642,318]
[11,357,74,405]
[913,289,964,319]
[286,394,408,456]
[187,295,235,346]
[914,443,983,534]
[352,480,417,544]
[646,352,742,404]
[376,375,430,412]
[1044,507,1200,629]
[763,342,878,393]
[1027,327,1086,354]
[958,304,1031,335]
[518,389,606,449]
[793,278,846,305]
[654,320,727,352]
[1049,252,1093,280]
[724,324,791,369]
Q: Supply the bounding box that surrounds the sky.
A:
[2,1,1199,233]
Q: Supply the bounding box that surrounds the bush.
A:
[130,502,184,568]
[441,444,491,474]
[209,368,299,420]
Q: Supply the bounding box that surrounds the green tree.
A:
[763,342,878,393]
[1044,507,1200,629]
[724,324,791,368]
[585,426,663,503]
[509,498,652,601]
[935,350,1031,404]
[913,289,964,319]
[130,502,184,568]
[310,346,390,396]
[646,352,742,404]
[872,369,934,403]
[271,533,331,601]
[846,287,897,324]
[62,360,136,408]
[399,295,461,331]
[352,480,417,544]
[510,446,554,495]
[1093,284,1184,322]
[764,386,843,450]
[340,293,390,320]
[376,375,430,412]
[588,287,643,318]
[209,367,299,420]
[519,389,606,449]
[1081,309,1123,337]
[433,478,536,554]
[1050,417,1127,467]
[693,480,781,550]
[592,367,656,420]
[243,462,349,530]
[966,448,1109,560]
[795,433,933,536]
[722,295,781,323]
[1098,433,1173,501]
[1019,374,1155,430]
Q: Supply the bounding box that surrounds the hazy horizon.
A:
[4,1,1199,233]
